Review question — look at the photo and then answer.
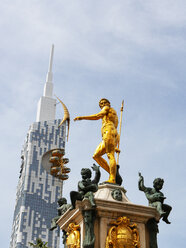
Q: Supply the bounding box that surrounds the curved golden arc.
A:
[55,95,70,141]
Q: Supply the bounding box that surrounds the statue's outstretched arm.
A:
[74,106,109,121]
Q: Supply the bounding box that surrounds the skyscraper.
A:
[10,45,65,248]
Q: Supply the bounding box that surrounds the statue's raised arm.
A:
[91,164,101,184]
[138,172,146,192]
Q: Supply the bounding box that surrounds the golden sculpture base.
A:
[57,184,160,248]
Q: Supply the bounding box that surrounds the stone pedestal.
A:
[57,184,160,248]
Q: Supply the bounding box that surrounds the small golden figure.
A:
[66,223,80,248]
[74,98,120,184]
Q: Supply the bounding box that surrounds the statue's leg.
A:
[106,151,116,184]
[84,192,96,207]
[89,192,96,207]
[70,191,82,209]
[105,130,117,184]
[156,202,166,216]
[50,217,59,230]
[162,204,172,224]
[93,142,110,173]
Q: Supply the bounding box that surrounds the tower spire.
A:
[46,44,54,84]
[43,44,54,97]
[36,45,56,122]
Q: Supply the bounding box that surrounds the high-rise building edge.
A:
[10,45,65,248]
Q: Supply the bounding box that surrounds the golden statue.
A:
[74,98,121,184]
[105,216,140,248]
[66,223,80,248]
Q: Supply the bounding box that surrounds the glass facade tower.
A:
[10,45,64,248]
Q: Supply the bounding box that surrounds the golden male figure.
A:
[74,98,119,184]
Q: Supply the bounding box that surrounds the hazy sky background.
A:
[0,0,186,247]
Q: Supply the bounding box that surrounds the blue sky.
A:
[0,0,186,247]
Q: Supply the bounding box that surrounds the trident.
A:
[116,100,124,165]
